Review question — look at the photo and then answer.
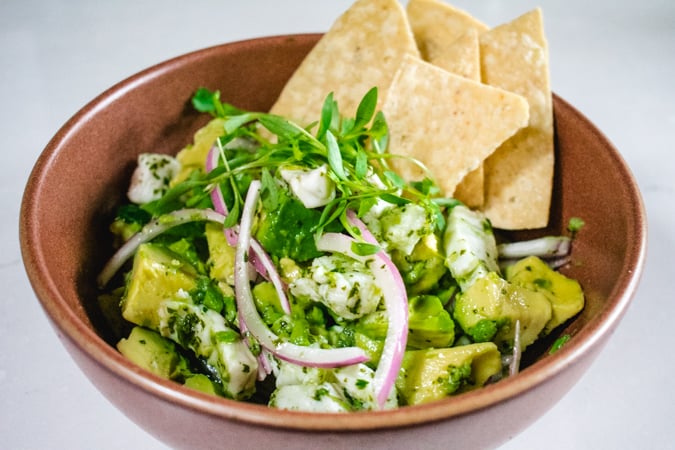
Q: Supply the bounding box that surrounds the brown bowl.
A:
[20,34,646,449]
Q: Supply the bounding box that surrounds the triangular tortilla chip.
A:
[429,28,481,81]
[480,8,554,229]
[407,1,488,207]
[383,55,529,198]
[406,0,488,73]
[270,0,418,125]
[438,29,485,208]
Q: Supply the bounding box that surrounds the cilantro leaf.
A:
[191,88,243,118]
[351,241,380,256]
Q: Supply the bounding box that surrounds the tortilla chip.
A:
[480,8,554,229]
[407,1,488,207]
[407,0,488,62]
[406,0,488,72]
[438,29,485,208]
[270,0,418,125]
[427,27,481,80]
[383,55,529,198]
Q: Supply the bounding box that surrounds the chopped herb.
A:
[549,334,572,354]
[567,217,585,235]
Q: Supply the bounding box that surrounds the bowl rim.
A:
[20,34,648,432]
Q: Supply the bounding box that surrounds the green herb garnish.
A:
[549,334,572,354]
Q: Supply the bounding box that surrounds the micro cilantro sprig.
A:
[190,86,458,240]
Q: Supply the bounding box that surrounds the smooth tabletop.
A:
[2,1,673,449]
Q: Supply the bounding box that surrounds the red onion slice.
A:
[345,209,410,406]
[316,231,408,409]
[235,181,369,368]
[206,146,291,315]
[97,208,228,288]
[239,319,273,380]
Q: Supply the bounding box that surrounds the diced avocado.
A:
[173,118,227,184]
[253,281,284,317]
[117,326,190,380]
[392,234,448,294]
[354,332,384,367]
[205,222,235,286]
[454,272,552,351]
[183,373,219,395]
[254,281,325,345]
[505,256,585,334]
[97,287,131,341]
[121,243,198,330]
[407,295,455,349]
[278,257,303,283]
[353,311,388,366]
[395,343,501,405]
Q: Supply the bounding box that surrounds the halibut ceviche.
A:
[97,87,583,411]
[97,0,585,412]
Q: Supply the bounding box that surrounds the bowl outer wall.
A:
[19,34,646,449]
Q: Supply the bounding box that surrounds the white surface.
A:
[2,1,673,448]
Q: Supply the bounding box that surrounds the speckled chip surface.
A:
[406,0,488,66]
[407,0,488,207]
[270,0,419,125]
[383,55,529,198]
[480,8,554,229]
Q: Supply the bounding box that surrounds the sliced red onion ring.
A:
[206,146,291,315]
[249,240,290,314]
[316,231,408,409]
[345,209,409,406]
[239,319,273,380]
[235,181,369,369]
[97,208,228,288]
[206,146,238,246]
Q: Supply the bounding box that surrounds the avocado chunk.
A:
[392,234,448,295]
[353,311,388,366]
[183,373,219,395]
[97,288,131,341]
[205,222,236,286]
[121,243,198,330]
[117,326,190,380]
[407,295,455,349]
[173,118,227,184]
[505,256,585,334]
[454,272,552,351]
[396,343,501,405]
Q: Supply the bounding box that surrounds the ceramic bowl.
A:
[20,34,646,449]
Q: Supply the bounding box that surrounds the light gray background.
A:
[2,1,673,448]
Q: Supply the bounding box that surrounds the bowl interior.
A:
[20,34,646,430]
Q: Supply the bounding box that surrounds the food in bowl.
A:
[95,0,586,412]
[20,0,646,448]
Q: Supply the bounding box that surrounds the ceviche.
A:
[97,87,584,412]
